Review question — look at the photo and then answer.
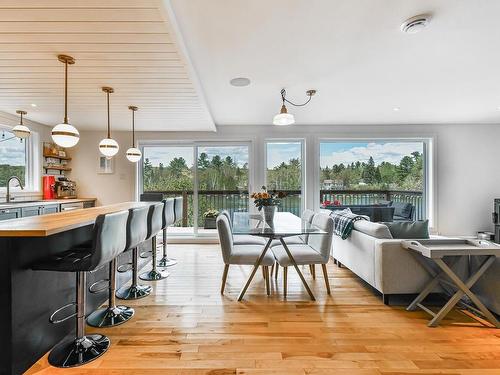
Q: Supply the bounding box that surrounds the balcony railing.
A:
[145,189,424,226]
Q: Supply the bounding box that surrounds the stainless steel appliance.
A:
[54,177,77,199]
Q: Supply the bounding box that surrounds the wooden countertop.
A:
[0,201,152,237]
[0,198,96,210]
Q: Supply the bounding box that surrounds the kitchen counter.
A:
[0,197,96,209]
[0,201,148,237]
[0,201,154,374]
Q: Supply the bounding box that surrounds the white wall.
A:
[69,123,500,236]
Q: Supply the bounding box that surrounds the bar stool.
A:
[140,202,169,280]
[158,198,177,267]
[115,205,152,300]
[31,210,128,368]
[174,196,183,225]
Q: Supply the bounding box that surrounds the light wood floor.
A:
[28,244,500,375]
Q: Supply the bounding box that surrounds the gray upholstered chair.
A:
[272,212,334,297]
[158,198,177,267]
[220,210,267,246]
[216,214,275,295]
[271,209,316,278]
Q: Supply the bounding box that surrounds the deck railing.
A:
[144,189,424,225]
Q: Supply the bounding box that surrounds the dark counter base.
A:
[0,226,152,375]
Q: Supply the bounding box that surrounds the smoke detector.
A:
[401,14,431,34]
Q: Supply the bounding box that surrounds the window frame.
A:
[317,137,434,227]
[0,124,38,193]
[264,138,306,215]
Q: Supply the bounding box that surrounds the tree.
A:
[362,156,377,184]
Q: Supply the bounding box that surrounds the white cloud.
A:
[321,142,423,167]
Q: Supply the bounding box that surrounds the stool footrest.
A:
[139,251,152,259]
[117,263,133,273]
[89,279,110,294]
[50,302,77,324]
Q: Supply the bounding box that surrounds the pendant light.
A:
[52,55,80,147]
[12,110,31,139]
[125,106,142,163]
[273,88,316,126]
[98,87,119,158]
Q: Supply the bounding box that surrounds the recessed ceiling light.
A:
[401,14,431,34]
[230,77,251,87]
[393,107,400,112]
[31,103,37,107]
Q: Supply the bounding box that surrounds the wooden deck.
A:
[27,244,500,374]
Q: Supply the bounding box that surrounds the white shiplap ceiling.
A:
[170,0,500,126]
[0,0,215,131]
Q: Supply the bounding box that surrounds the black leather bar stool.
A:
[174,196,183,226]
[158,198,177,267]
[140,202,169,280]
[87,212,135,327]
[116,205,151,300]
[31,210,128,368]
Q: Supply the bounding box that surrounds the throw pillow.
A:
[383,220,429,239]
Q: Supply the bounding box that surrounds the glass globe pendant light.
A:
[51,55,80,148]
[125,106,142,163]
[98,87,119,158]
[12,110,31,139]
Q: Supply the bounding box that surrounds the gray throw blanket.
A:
[330,208,368,240]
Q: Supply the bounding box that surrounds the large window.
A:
[141,143,250,235]
[319,140,426,219]
[266,141,303,216]
[0,129,27,188]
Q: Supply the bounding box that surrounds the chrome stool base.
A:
[86,306,134,328]
[157,256,177,267]
[116,284,151,300]
[139,269,169,281]
[48,334,110,368]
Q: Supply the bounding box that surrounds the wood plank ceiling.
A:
[0,0,215,131]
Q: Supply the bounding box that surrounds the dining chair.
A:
[216,214,275,295]
[219,210,267,246]
[270,209,316,279]
[271,212,334,297]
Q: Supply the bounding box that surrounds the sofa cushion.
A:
[392,202,413,219]
[353,220,393,239]
[383,220,429,239]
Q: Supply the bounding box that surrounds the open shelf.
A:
[43,153,72,161]
[43,165,72,172]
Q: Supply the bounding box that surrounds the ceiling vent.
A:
[401,14,431,34]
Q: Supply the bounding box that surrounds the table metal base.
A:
[407,254,499,328]
[237,237,316,301]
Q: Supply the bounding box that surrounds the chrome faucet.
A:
[6,176,24,203]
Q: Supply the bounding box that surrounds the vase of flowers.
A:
[250,186,287,224]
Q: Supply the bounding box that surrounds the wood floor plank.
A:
[26,244,500,374]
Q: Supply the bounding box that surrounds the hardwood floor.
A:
[27,244,500,375]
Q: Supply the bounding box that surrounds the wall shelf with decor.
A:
[42,142,71,175]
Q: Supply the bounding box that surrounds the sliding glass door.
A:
[265,140,304,216]
[196,144,250,234]
[141,143,250,236]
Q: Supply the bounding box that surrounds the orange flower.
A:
[257,193,263,199]
[250,193,255,198]
[262,192,270,199]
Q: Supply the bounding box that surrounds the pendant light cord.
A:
[281,88,313,107]
[64,60,68,124]
[131,109,135,146]
[106,91,110,139]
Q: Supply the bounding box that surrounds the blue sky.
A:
[0,131,26,166]
[320,141,423,167]
[143,145,249,168]
[141,141,423,169]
